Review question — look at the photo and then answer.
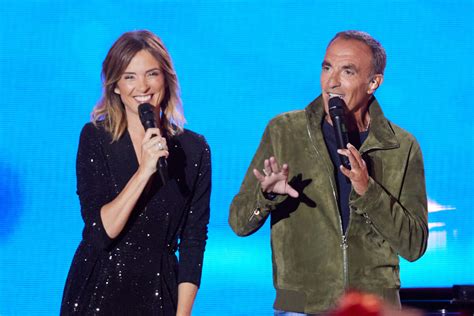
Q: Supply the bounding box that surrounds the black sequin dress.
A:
[61,123,211,315]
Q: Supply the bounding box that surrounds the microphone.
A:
[328,97,351,169]
[138,103,168,184]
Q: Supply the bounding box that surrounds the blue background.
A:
[0,1,473,314]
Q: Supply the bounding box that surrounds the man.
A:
[229,30,428,315]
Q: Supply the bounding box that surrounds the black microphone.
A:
[328,97,351,169]
[138,103,168,184]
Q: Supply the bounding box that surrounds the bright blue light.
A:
[0,1,472,314]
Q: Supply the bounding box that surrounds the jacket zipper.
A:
[341,235,348,288]
[306,123,349,290]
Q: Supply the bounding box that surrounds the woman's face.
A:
[114,49,165,117]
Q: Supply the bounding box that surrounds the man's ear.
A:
[367,74,383,94]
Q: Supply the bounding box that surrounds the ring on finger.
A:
[262,169,270,176]
[157,142,164,150]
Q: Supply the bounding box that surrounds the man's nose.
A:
[327,72,341,88]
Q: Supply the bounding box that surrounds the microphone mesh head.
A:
[328,97,345,118]
[138,103,156,130]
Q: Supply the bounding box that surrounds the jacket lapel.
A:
[360,98,400,154]
[305,96,335,177]
[103,129,140,194]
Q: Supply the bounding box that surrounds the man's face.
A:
[320,38,380,114]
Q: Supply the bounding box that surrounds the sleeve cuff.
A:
[349,177,382,215]
[257,189,286,210]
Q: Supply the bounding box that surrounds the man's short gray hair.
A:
[328,30,387,76]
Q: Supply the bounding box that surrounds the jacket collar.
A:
[305,95,400,154]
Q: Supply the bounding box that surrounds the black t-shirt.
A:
[322,119,369,233]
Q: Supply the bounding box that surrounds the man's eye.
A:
[344,70,355,75]
[322,66,330,71]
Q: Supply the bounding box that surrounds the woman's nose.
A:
[136,76,150,92]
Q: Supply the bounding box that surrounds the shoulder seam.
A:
[269,109,304,123]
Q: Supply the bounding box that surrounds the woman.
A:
[61,30,211,315]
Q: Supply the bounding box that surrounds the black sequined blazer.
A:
[61,122,211,315]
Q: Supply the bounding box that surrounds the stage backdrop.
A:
[0,1,472,315]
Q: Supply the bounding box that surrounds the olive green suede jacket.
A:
[229,96,428,314]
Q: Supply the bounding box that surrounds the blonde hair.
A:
[91,30,185,141]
